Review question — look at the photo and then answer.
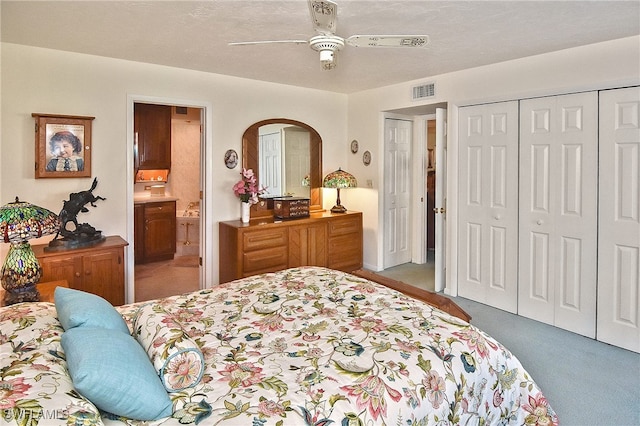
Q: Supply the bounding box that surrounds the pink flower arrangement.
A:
[232,168,265,205]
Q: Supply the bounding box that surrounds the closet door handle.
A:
[536,219,543,225]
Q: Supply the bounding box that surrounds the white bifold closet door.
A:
[597,86,640,353]
[518,92,598,338]
[458,101,519,313]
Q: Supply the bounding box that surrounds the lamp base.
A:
[3,285,40,305]
[1,241,42,305]
[330,204,347,214]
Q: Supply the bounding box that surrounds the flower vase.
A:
[241,202,250,223]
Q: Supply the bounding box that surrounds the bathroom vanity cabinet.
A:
[219,211,362,283]
[134,200,176,264]
[134,103,171,170]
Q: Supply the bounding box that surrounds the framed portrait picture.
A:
[224,149,238,169]
[33,113,95,178]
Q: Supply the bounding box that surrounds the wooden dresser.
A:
[33,235,128,306]
[219,211,362,283]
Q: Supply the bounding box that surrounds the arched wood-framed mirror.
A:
[242,118,322,218]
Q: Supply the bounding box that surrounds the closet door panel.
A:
[598,86,640,352]
[458,101,519,312]
[519,92,598,338]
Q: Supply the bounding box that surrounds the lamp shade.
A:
[0,197,60,243]
[322,168,357,189]
[322,168,357,213]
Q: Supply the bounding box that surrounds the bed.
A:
[0,266,557,425]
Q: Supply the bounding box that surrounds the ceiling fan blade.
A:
[346,35,429,48]
[229,40,308,46]
[308,0,337,35]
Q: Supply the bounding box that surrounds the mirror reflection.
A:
[243,118,322,217]
[258,124,310,199]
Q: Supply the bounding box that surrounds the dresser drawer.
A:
[219,212,362,283]
[243,228,288,251]
[328,216,361,236]
[243,246,288,275]
[328,234,361,256]
[327,235,362,271]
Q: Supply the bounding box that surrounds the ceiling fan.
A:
[229,0,429,70]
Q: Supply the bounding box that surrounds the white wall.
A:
[0,43,348,299]
[2,36,639,298]
[346,36,640,287]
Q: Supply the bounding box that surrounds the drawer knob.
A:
[75,272,81,277]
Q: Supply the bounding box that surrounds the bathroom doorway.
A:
[129,99,207,303]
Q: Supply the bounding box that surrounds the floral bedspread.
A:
[1,266,557,425]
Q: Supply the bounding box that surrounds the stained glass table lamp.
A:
[0,197,60,305]
[322,168,357,213]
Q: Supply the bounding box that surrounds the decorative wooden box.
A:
[273,197,310,219]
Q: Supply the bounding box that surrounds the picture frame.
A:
[33,113,95,178]
[350,139,359,154]
[224,149,238,169]
[363,150,371,166]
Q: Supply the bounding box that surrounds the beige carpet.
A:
[376,250,436,292]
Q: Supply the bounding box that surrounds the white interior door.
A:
[518,92,598,338]
[434,108,447,292]
[458,101,519,313]
[384,118,412,268]
[259,131,282,197]
[597,86,640,352]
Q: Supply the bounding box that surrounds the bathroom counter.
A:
[134,195,179,204]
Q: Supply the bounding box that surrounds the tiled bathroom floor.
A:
[134,255,200,302]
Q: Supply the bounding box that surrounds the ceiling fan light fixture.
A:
[310,35,343,70]
[320,49,335,69]
[319,49,334,62]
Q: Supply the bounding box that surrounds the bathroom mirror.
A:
[242,118,322,217]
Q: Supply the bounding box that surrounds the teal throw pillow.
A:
[61,327,173,421]
[55,287,129,334]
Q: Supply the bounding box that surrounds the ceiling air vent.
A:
[412,82,435,101]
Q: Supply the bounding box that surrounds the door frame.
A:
[126,94,214,304]
[380,106,449,286]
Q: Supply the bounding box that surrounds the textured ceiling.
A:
[2,1,639,94]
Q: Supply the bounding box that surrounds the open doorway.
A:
[379,104,447,294]
[133,104,202,302]
[126,95,212,304]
